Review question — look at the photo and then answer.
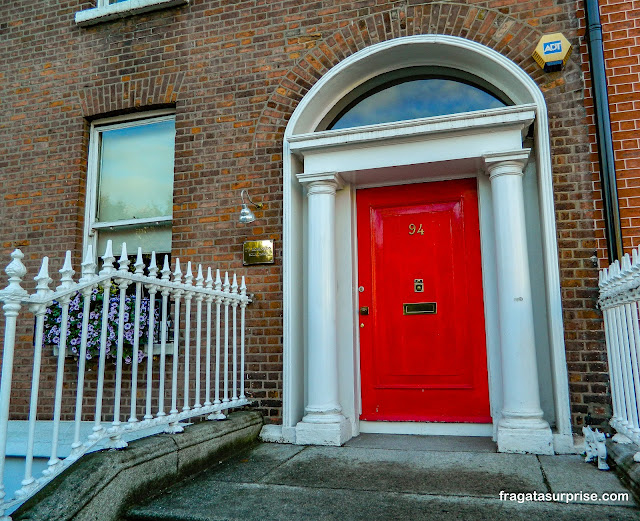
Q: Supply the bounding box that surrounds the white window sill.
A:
[75,0,189,27]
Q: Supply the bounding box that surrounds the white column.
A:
[295,172,351,446]
[485,150,554,455]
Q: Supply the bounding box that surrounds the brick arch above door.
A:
[252,2,574,150]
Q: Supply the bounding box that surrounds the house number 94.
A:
[408,223,424,235]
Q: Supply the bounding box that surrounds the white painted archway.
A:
[271,35,573,454]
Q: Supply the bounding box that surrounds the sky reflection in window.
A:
[97,119,175,222]
[330,79,506,130]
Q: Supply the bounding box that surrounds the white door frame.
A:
[272,35,572,453]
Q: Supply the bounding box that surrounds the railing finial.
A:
[4,249,28,298]
[57,251,76,291]
[34,257,54,297]
[196,265,204,288]
[173,258,183,283]
[134,247,145,275]
[161,254,171,280]
[215,269,222,291]
[80,244,96,282]
[205,267,213,289]
[118,243,130,273]
[100,240,115,275]
[185,261,193,286]
[149,251,158,279]
[610,262,618,279]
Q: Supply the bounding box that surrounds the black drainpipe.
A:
[585,0,623,263]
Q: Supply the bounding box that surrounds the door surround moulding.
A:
[281,35,572,453]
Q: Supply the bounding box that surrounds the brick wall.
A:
[574,0,640,427]
[0,0,609,430]
[578,0,640,259]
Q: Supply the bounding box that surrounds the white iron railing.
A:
[598,250,640,460]
[0,242,251,518]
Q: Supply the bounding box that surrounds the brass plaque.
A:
[403,302,437,315]
[243,240,275,265]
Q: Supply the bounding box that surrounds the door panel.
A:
[357,179,490,423]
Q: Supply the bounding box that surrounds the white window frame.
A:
[84,109,176,260]
[75,0,189,27]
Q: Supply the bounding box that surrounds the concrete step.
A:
[608,439,640,503]
[12,411,263,521]
[123,436,639,521]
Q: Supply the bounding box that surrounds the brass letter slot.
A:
[403,302,437,315]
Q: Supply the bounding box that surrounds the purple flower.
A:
[44,286,159,364]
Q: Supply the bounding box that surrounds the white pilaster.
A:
[295,172,351,446]
[485,150,553,455]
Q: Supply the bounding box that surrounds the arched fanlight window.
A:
[321,67,511,131]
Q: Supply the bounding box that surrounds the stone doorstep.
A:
[12,411,264,521]
[607,440,640,504]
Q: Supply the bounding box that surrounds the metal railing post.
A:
[0,250,28,519]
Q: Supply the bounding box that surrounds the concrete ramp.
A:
[125,434,638,521]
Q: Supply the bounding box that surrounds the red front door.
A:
[357,178,490,423]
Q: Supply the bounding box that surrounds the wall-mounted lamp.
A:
[239,189,263,224]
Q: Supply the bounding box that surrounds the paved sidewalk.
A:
[126,434,638,521]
